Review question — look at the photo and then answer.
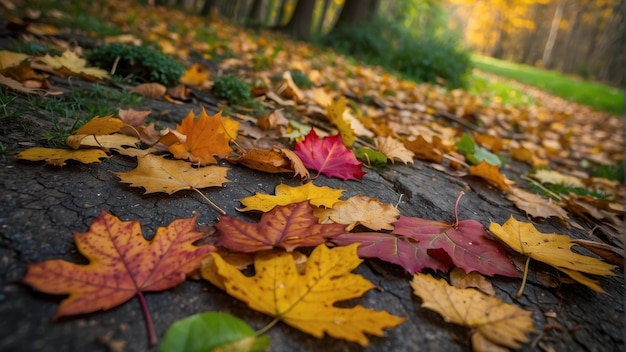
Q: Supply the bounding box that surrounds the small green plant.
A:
[87,43,185,86]
[591,161,624,182]
[212,75,252,105]
[289,70,313,88]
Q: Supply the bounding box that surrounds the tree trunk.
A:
[274,0,290,26]
[281,0,317,41]
[247,0,264,26]
[542,0,566,69]
[316,0,332,34]
[331,0,373,30]
[200,0,219,18]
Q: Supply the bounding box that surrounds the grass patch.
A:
[472,55,624,115]
[468,72,534,107]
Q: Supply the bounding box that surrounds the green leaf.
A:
[455,134,475,155]
[456,134,501,166]
[159,312,270,352]
[355,146,388,168]
[473,146,502,166]
[285,119,312,141]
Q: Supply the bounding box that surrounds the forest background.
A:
[154,0,625,90]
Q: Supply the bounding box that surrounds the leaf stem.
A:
[516,256,532,299]
[191,187,226,215]
[453,191,464,228]
[137,291,158,347]
[521,175,563,201]
[254,317,280,337]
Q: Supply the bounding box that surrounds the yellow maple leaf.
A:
[489,216,617,292]
[238,182,344,212]
[16,147,108,166]
[531,169,585,188]
[169,108,239,165]
[411,273,535,351]
[203,244,405,346]
[66,134,140,151]
[326,96,356,147]
[314,195,400,231]
[375,136,414,164]
[39,49,108,80]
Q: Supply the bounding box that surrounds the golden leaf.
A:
[113,154,230,195]
[16,147,108,166]
[469,161,514,191]
[489,216,617,292]
[238,182,344,212]
[411,273,535,350]
[203,244,405,346]
[39,49,108,80]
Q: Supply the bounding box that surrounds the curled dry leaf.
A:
[411,273,535,351]
[129,82,167,98]
[449,267,496,296]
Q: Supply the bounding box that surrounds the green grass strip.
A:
[472,55,624,116]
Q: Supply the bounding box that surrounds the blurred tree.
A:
[280,0,316,40]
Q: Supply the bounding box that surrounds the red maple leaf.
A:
[333,193,520,277]
[294,129,365,181]
[216,201,347,252]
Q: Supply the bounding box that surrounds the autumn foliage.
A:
[5,1,623,351]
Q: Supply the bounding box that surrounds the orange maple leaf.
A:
[169,108,239,165]
[21,211,214,346]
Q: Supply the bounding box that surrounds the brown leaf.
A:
[129,83,167,98]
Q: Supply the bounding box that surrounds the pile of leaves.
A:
[1,0,624,351]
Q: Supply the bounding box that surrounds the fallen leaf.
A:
[217,201,346,252]
[16,147,108,166]
[118,108,152,127]
[334,214,520,277]
[489,216,618,292]
[229,147,308,179]
[180,63,210,87]
[449,267,496,296]
[160,312,270,352]
[402,135,444,163]
[169,108,239,165]
[203,244,405,346]
[66,134,140,151]
[375,136,414,164]
[507,187,569,220]
[469,161,514,191]
[21,211,213,345]
[411,273,535,351]
[238,182,344,212]
[314,195,400,231]
[0,50,30,68]
[325,96,356,147]
[113,154,230,195]
[531,169,585,188]
[294,129,365,181]
[129,83,167,98]
[39,49,108,80]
